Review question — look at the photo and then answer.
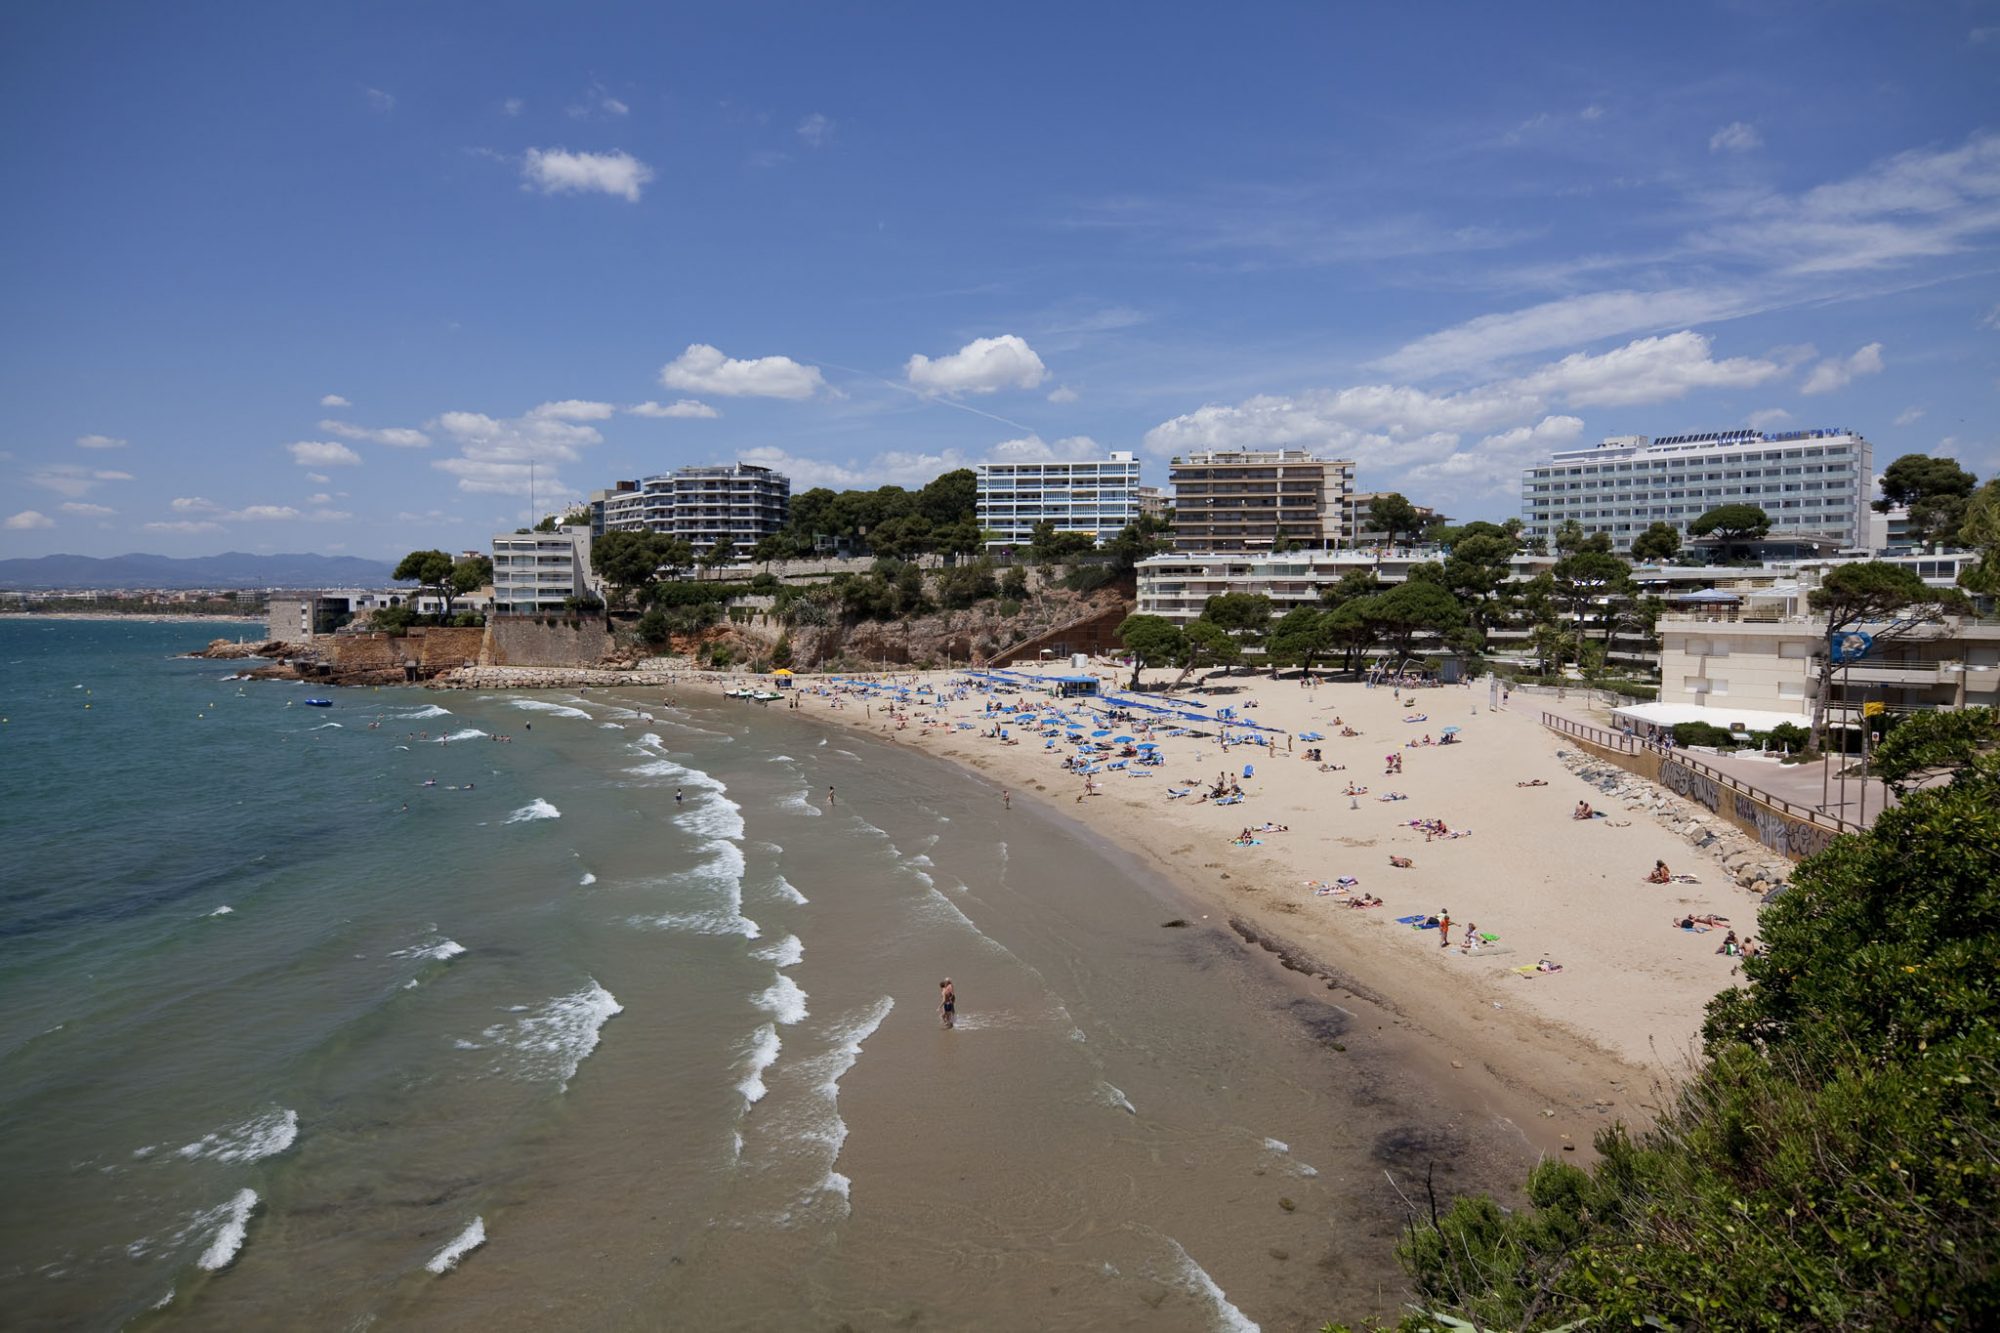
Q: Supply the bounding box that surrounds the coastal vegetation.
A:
[1361,718,2000,1332]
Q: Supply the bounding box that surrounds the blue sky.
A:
[4,1,1998,558]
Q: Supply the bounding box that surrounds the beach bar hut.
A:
[771,668,795,690]
[1049,674,1101,699]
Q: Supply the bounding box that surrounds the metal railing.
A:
[1540,712,1863,835]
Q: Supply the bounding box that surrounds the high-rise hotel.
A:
[1520,428,1872,554]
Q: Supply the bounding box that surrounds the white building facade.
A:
[1521,428,1873,554]
[977,452,1142,547]
[598,463,791,559]
[491,526,598,614]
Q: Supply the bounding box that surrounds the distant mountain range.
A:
[0,551,400,590]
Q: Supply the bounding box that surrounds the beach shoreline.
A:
[637,663,1782,1166]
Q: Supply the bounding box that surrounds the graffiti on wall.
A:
[1659,758,1721,812]
[1732,792,1840,861]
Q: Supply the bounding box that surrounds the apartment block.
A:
[599,462,791,559]
[492,525,598,614]
[1521,428,1872,553]
[1167,450,1355,552]
[976,452,1142,547]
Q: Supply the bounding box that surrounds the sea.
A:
[0,619,1507,1331]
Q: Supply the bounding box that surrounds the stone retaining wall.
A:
[1556,729,1842,864]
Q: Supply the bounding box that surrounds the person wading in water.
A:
[939,978,956,1029]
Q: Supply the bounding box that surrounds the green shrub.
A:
[996,598,1021,619]
[1672,720,1741,749]
[1391,743,2000,1333]
[1063,562,1115,593]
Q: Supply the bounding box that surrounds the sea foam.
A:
[511,699,592,719]
[401,704,453,720]
[755,974,809,1025]
[482,980,622,1091]
[752,934,804,968]
[505,798,561,823]
[196,1189,258,1271]
[426,1217,486,1274]
[393,935,467,963]
[177,1109,298,1164]
[1164,1237,1260,1333]
[802,997,894,1212]
[737,1023,781,1105]
[432,727,487,742]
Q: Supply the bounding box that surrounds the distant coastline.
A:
[0,612,267,624]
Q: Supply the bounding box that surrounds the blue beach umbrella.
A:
[1114,735,1136,744]
[1136,742,1158,750]
[1092,728,1112,737]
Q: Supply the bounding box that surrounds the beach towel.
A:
[1412,921,1439,931]
[1672,874,1701,883]
[1395,914,1425,924]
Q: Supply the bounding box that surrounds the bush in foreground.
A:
[1377,746,2000,1331]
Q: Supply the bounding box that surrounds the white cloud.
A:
[1981,302,2000,330]
[308,492,334,505]
[1512,331,1783,408]
[1046,385,1080,404]
[75,433,126,449]
[1747,408,1793,429]
[797,112,833,147]
[1407,416,1586,491]
[659,343,825,399]
[1801,341,1887,395]
[287,441,364,467]
[1697,132,2000,274]
[738,445,980,490]
[528,399,616,421]
[366,87,395,112]
[231,505,301,521]
[1894,406,1926,427]
[1580,104,1605,121]
[143,520,222,535]
[60,501,115,516]
[521,148,653,202]
[28,465,134,498]
[306,472,331,484]
[319,393,351,407]
[1710,121,1761,153]
[172,496,220,512]
[987,434,1106,463]
[5,510,54,530]
[905,334,1048,395]
[319,419,431,447]
[1375,288,1747,378]
[627,399,720,419]
[429,402,607,497]
[566,83,628,119]
[502,98,524,117]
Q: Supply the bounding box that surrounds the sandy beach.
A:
[757,665,1780,1154]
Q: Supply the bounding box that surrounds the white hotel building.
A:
[976,451,1142,548]
[1521,428,1873,554]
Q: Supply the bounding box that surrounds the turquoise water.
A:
[0,619,1503,1330]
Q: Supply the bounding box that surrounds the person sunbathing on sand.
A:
[1346,893,1383,908]
[1340,726,1360,737]
[1573,801,1594,819]
[1534,958,1563,972]
[1516,779,1548,787]
[1388,855,1413,868]
[1646,860,1672,884]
